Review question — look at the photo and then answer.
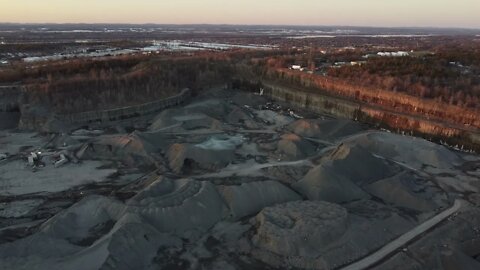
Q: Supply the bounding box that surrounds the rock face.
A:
[18,104,53,131]
[217,181,302,220]
[264,82,479,142]
[0,112,20,130]
[0,85,20,113]
[62,88,191,126]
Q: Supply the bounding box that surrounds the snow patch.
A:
[195,135,245,151]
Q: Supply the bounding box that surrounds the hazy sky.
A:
[1,0,479,28]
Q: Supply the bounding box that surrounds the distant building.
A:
[393,51,409,57]
[350,61,366,66]
[291,65,302,70]
[377,51,409,57]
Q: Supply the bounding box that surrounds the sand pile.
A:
[225,106,259,128]
[327,143,396,185]
[135,131,177,154]
[126,178,226,236]
[254,110,294,127]
[217,181,301,220]
[343,132,462,169]
[0,195,182,270]
[252,200,416,269]
[252,200,348,258]
[293,144,396,203]
[293,163,371,203]
[365,172,442,212]
[149,98,255,132]
[2,85,479,270]
[0,176,228,270]
[288,119,362,140]
[276,133,317,160]
[167,135,243,173]
[78,132,158,166]
[39,196,124,243]
[182,99,233,120]
[150,109,222,131]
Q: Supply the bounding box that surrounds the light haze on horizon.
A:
[1,0,479,28]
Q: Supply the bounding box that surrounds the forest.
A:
[255,46,480,130]
[328,57,480,108]
[1,44,478,126]
[1,53,237,113]
[326,46,480,108]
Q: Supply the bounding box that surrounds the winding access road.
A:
[340,199,465,270]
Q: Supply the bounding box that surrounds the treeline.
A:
[0,54,150,83]
[327,54,480,108]
[261,67,480,129]
[19,54,236,113]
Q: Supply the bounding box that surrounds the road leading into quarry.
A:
[193,159,314,179]
[340,199,464,270]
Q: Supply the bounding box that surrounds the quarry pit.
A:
[1,87,480,270]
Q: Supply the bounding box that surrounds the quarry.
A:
[1,86,480,270]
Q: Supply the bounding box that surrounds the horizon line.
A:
[0,22,479,31]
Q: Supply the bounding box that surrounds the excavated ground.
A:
[0,88,480,270]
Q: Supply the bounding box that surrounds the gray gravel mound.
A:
[218,181,302,220]
[288,119,362,140]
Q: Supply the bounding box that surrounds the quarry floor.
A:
[0,88,480,270]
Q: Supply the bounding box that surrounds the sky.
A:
[0,0,479,28]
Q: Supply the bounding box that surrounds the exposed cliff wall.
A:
[268,69,480,129]
[58,88,190,124]
[19,88,191,130]
[0,85,21,112]
[263,83,360,119]
[262,82,480,149]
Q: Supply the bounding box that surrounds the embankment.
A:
[269,69,480,129]
[261,82,480,150]
[19,88,191,130]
